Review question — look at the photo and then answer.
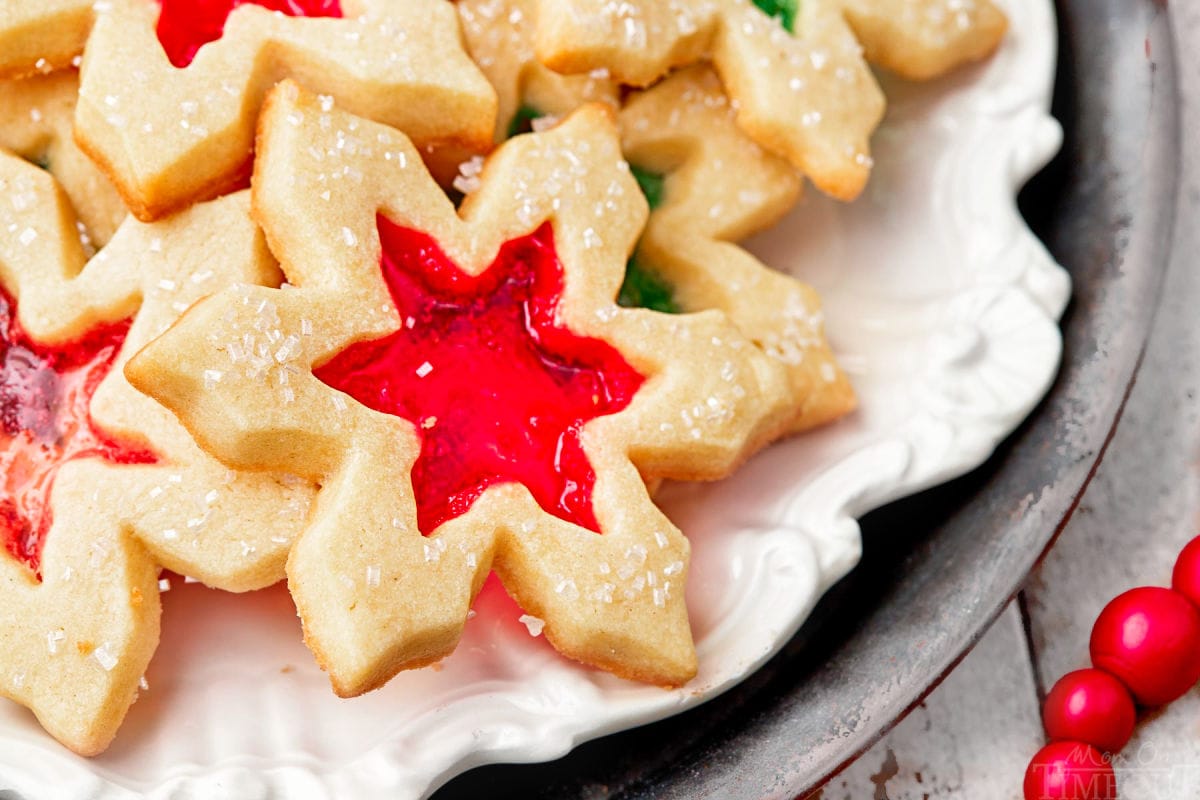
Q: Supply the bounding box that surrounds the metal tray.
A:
[433,0,1179,796]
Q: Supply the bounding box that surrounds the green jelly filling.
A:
[618,164,678,312]
[618,256,680,314]
[753,0,798,32]
[630,164,665,211]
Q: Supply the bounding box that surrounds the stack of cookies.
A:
[0,0,1005,756]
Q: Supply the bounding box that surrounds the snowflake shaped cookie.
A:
[68,0,496,220]
[127,82,795,691]
[621,66,855,432]
[535,0,1006,199]
[0,70,127,249]
[0,151,312,755]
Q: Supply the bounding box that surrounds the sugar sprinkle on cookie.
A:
[127,82,796,693]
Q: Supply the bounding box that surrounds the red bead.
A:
[1043,669,1136,753]
[1172,535,1200,608]
[1089,586,1200,706]
[1023,742,1117,800]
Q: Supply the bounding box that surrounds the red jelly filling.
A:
[315,219,645,536]
[0,291,155,574]
[155,0,343,68]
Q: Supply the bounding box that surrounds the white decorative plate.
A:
[0,0,1066,797]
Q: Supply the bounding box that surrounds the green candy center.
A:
[630,164,665,211]
[618,257,679,314]
[753,0,798,32]
[618,164,679,313]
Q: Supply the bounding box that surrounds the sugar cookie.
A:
[620,66,854,432]
[480,56,855,433]
[127,83,796,693]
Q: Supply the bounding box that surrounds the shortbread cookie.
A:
[0,70,127,249]
[0,152,312,755]
[72,0,497,221]
[458,0,619,142]
[535,0,1005,199]
[621,67,854,432]
[0,0,92,79]
[127,83,795,692]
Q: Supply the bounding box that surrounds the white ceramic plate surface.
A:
[0,0,1066,796]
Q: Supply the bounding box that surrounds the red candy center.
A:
[0,291,155,575]
[155,0,343,68]
[315,218,644,536]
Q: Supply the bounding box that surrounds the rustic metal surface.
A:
[833,5,1200,794]
[433,1,1179,797]
[824,602,1042,798]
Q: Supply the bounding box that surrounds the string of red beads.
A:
[1023,535,1200,799]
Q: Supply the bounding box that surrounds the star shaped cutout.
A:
[534,0,1006,200]
[0,70,128,248]
[70,0,496,220]
[127,82,795,692]
[0,150,313,755]
[620,66,855,433]
[314,218,647,536]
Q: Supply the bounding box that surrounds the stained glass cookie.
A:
[127,82,796,693]
[0,0,93,79]
[0,151,312,755]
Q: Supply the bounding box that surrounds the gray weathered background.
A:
[816,6,1200,798]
